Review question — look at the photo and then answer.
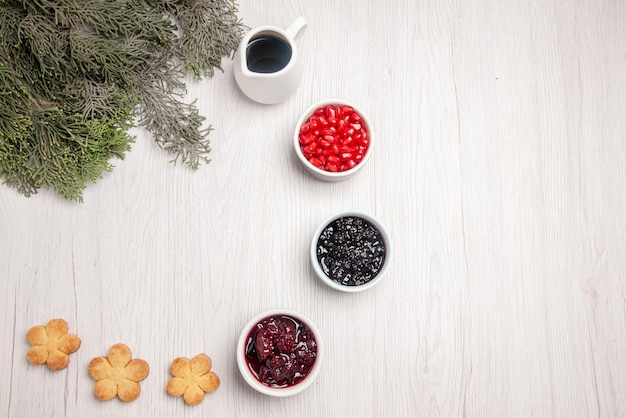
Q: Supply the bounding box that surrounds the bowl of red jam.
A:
[237,309,323,397]
[311,210,391,292]
[294,99,374,181]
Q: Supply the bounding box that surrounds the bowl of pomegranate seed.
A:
[294,99,374,181]
[311,210,391,292]
[237,309,324,397]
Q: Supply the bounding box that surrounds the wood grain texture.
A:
[1,0,625,417]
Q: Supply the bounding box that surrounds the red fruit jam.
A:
[298,104,369,173]
[244,315,318,388]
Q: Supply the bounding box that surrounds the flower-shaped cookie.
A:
[26,319,81,371]
[166,354,220,405]
[88,343,150,402]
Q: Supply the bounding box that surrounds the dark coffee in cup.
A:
[246,36,292,73]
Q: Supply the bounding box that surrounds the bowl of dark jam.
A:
[311,210,391,292]
[237,309,323,396]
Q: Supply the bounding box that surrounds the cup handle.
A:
[286,16,308,39]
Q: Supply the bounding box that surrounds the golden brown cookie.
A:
[88,343,150,402]
[26,319,81,371]
[166,354,220,405]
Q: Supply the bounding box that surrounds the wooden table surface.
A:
[1,1,625,417]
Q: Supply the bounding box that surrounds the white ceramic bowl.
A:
[310,210,391,292]
[294,99,374,181]
[236,309,324,397]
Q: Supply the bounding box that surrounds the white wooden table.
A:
[1,1,625,417]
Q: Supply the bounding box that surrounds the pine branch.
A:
[0,0,244,201]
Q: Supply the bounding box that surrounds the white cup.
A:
[233,17,307,104]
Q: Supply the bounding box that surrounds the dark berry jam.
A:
[316,216,386,286]
[244,315,317,388]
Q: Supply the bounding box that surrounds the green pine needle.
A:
[0,0,244,201]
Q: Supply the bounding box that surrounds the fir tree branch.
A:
[0,0,244,200]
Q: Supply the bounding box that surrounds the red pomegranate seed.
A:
[303,142,317,153]
[337,120,347,134]
[299,134,314,145]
